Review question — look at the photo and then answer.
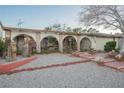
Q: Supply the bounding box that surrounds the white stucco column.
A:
[59,35,63,53]
[115,38,119,49]
[92,36,97,50]
[36,42,41,53]
[77,36,80,52]
[36,32,41,53]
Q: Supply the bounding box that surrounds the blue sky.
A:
[0,5,82,29]
[0,5,121,34]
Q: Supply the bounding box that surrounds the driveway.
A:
[0,53,124,88]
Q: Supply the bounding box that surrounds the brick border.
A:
[95,61,124,72]
[2,59,90,75]
[0,56,37,74]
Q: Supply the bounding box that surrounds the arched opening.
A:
[40,36,59,53]
[13,34,37,55]
[63,36,77,53]
[80,37,91,51]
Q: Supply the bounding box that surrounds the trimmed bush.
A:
[104,41,116,52]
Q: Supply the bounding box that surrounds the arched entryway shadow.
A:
[13,34,37,55]
[40,36,59,53]
[80,37,91,51]
[63,36,77,53]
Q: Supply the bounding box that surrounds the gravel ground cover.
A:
[0,58,6,64]
[0,56,25,64]
[0,62,124,88]
[0,53,124,88]
[15,53,83,70]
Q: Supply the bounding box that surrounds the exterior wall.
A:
[11,30,37,42]
[95,37,114,51]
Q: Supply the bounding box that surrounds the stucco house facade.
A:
[0,22,122,53]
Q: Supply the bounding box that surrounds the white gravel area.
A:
[0,54,124,88]
[0,56,27,64]
[15,53,83,70]
[0,58,6,64]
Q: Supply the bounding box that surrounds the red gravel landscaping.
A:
[71,52,124,72]
[103,62,124,70]
[3,58,90,75]
[71,52,96,60]
[0,56,37,74]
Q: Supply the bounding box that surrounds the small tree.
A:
[72,27,83,33]
[66,27,72,32]
[87,27,99,33]
[44,27,52,31]
[52,24,61,31]
[44,24,68,31]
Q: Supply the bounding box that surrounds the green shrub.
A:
[104,41,116,52]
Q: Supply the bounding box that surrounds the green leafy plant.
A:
[104,41,116,52]
[0,38,5,57]
[0,38,5,52]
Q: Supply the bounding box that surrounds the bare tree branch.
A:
[79,5,124,33]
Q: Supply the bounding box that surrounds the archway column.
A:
[92,36,97,50]
[77,36,80,52]
[36,42,41,53]
[59,35,63,53]
[36,32,41,53]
